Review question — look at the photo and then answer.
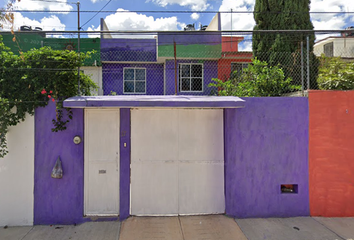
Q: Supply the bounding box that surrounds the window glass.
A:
[124,81,134,93]
[135,69,145,80]
[191,78,202,91]
[191,64,202,78]
[181,65,190,77]
[135,81,146,93]
[124,69,134,80]
[181,78,190,91]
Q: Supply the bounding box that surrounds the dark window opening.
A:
[281,184,298,194]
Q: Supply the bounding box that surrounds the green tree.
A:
[0,36,97,157]
[252,0,319,89]
[209,58,300,97]
[317,55,354,90]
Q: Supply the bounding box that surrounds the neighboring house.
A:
[217,36,253,82]
[100,14,222,96]
[0,30,103,95]
[314,27,354,61]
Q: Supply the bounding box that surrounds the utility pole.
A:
[230,9,233,48]
[77,1,81,96]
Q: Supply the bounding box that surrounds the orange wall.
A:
[217,55,252,81]
[309,90,354,217]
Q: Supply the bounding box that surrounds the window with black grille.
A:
[179,63,203,92]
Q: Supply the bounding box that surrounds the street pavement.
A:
[1,215,354,240]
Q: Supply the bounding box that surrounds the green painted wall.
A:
[158,44,221,59]
[0,33,100,66]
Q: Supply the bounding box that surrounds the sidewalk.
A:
[1,215,354,240]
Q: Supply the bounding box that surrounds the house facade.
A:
[314,28,354,61]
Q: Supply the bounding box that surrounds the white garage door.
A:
[131,109,224,215]
[84,109,120,216]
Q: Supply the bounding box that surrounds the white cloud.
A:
[238,38,252,51]
[147,0,209,11]
[219,0,353,32]
[219,0,255,31]
[310,0,354,30]
[87,8,184,38]
[14,0,73,14]
[191,13,200,20]
[1,13,65,32]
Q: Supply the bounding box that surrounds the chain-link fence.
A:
[1,30,353,97]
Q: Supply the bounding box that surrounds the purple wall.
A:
[34,103,131,224]
[119,108,130,221]
[103,63,164,95]
[165,60,218,95]
[158,32,221,46]
[101,39,156,62]
[34,102,85,225]
[225,97,309,218]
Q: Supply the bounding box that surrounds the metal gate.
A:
[131,108,224,215]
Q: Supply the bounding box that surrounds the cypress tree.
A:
[253,0,318,89]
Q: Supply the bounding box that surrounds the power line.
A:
[8,10,354,14]
[28,0,77,4]
[80,0,112,29]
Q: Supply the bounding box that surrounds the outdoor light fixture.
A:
[73,135,82,144]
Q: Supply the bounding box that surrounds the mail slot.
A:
[99,170,106,174]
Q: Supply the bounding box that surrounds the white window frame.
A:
[179,63,204,93]
[123,67,147,94]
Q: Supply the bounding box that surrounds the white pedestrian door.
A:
[131,109,224,215]
[85,109,120,216]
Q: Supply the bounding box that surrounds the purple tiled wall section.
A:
[158,32,221,46]
[120,108,130,221]
[224,98,309,218]
[103,63,164,95]
[165,60,218,95]
[101,39,156,62]
[34,102,84,225]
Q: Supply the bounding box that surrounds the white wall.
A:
[314,37,354,58]
[82,66,103,96]
[0,115,34,226]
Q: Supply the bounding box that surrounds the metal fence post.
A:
[301,41,304,96]
[306,35,310,91]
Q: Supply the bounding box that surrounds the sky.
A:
[1,0,354,50]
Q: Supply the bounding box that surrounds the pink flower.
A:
[41,89,46,94]
[49,90,53,94]
[52,98,55,102]
[48,95,51,98]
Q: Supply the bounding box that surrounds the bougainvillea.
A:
[0,36,97,157]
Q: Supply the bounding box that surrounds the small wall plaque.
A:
[99,170,106,174]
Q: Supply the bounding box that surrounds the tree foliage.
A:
[0,36,97,157]
[209,58,300,97]
[317,55,354,90]
[252,0,319,89]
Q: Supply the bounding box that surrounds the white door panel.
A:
[85,109,120,216]
[178,109,224,162]
[86,162,119,215]
[131,109,179,162]
[131,109,224,216]
[87,112,119,162]
[131,162,178,215]
[178,161,225,215]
